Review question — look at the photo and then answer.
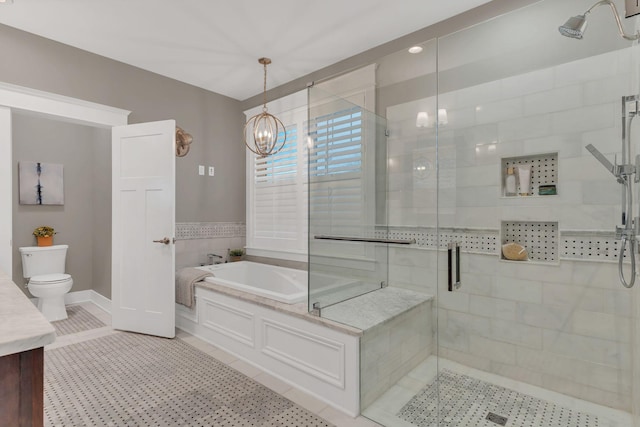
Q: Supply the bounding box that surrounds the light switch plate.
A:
[198,165,205,175]
[208,166,215,176]
[626,0,640,18]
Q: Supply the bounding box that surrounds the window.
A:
[246,91,308,258]
[245,66,375,261]
[308,106,365,231]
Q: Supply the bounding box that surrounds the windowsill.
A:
[245,247,377,271]
[245,247,307,263]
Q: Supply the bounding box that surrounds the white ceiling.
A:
[0,0,494,101]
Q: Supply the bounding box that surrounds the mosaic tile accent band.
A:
[397,369,601,427]
[369,226,624,264]
[176,222,246,240]
[180,220,627,264]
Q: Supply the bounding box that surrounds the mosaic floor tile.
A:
[51,305,106,336]
[397,369,601,427]
[45,332,333,427]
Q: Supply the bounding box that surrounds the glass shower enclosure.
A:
[307,1,640,426]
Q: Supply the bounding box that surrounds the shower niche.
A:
[501,153,558,197]
[500,221,559,264]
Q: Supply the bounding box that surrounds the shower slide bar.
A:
[584,94,640,288]
[313,235,416,245]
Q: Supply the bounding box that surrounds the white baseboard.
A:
[64,290,112,313]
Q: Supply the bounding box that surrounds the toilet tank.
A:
[19,245,68,278]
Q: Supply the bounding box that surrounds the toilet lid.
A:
[30,273,71,284]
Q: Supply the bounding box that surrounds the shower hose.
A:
[619,114,636,288]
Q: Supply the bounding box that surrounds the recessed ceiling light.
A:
[408,46,423,54]
[0,0,14,4]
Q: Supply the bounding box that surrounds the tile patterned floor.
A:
[397,369,601,427]
[51,305,106,336]
[45,332,333,426]
[44,302,381,427]
[362,357,632,427]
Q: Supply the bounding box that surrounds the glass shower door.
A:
[434,1,640,426]
[306,88,390,318]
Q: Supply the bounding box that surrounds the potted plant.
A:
[228,248,245,262]
[33,226,56,247]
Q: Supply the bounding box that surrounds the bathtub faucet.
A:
[207,253,223,265]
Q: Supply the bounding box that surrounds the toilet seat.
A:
[29,273,72,285]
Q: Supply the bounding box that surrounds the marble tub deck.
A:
[322,287,433,331]
[194,281,433,335]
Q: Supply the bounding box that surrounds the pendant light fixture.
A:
[244,57,286,156]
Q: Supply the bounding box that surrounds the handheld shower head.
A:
[559,14,588,38]
[558,0,640,41]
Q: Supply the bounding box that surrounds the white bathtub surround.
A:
[178,285,361,416]
[197,261,307,304]
[177,272,436,418]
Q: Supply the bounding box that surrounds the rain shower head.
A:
[559,14,587,39]
[558,0,640,41]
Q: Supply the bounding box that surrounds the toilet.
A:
[19,245,73,322]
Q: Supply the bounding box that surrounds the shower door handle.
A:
[448,242,461,292]
[448,243,453,292]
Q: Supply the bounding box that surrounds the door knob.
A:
[153,237,171,245]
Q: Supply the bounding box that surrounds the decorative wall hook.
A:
[176,126,193,157]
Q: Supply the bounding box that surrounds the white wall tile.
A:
[469,295,516,321]
[516,302,572,330]
[524,84,583,116]
[476,98,523,124]
[570,310,631,343]
[490,318,542,349]
[498,114,551,142]
[543,329,630,367]
[554,51,620,88]
[500,68,554,100]
[493,277,543,304]
[469,335,516,365]
[552,103,615,135]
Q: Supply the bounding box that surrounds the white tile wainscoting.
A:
[386,244,634,412]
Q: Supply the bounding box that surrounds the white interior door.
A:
[112,120,175,338]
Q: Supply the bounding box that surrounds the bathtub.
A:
[196,261,307,304]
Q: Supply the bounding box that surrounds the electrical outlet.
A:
[208,166,215,176]
[198,165,205,175]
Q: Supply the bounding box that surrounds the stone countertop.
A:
[0,269,55,357]
[195,281,363,337]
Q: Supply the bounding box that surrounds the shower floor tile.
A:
[398,369,599,427]
[363,358,632,427]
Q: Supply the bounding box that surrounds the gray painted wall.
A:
[0,23,246,224]
[1,23,246,298]
[11,114,110,297]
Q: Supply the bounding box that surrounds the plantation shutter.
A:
[253,126,298,240]
[308,106,364,231]
[245,90,308,256]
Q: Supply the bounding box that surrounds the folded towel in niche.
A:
[176,267,213,308]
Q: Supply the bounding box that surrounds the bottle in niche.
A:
[505,167,517,196]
